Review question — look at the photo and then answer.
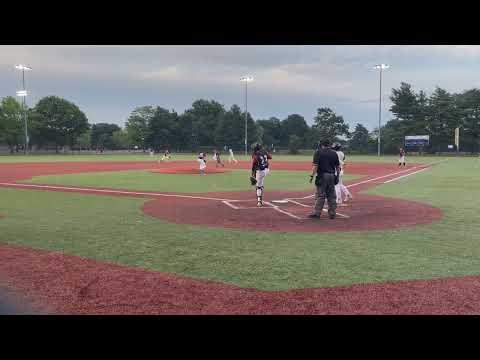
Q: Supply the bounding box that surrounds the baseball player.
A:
[228,148,238,164]
[197,152,207,175]
[212,149,225,168]
[399,147,406,167]
[332,143,353,205]
[159,149,171,162]
[250,144,272,207]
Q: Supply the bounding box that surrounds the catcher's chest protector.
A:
[257,154,268,170]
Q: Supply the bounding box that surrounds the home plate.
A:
[272,200,289,204]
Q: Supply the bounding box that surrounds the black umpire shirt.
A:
[312,148,340,174]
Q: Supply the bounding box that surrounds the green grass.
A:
[0,158,480,290]
[0,152,447,164]
[1,157,480,290]
[23,169,359,193]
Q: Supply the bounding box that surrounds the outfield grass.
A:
[23,169,359,193]
[0,152,446,164]
[1,157,480,290]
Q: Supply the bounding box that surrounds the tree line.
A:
[1,83,479,154]
[379,82,480,154]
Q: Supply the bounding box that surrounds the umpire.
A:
[308,140,340,219]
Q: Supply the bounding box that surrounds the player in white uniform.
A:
[228,148,238,164]
[332,143,353,206]
[399,147,406,167]
[159,149,172,163]
[197,152,207,175]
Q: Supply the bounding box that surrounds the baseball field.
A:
[1,153,479,314]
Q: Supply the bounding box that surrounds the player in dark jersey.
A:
[309,140,340,219]
[213,149,225,168]
[399,147,406,167]
[251,143,272,207]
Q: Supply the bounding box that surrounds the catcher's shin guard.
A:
[256,186,264,205]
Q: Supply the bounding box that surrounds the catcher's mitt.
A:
[250,176,257,186]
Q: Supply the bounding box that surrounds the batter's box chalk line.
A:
[222,199,349,220]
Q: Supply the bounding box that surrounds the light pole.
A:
[240,76,254,156]
[15,64,32,154]
[373,64,389,156]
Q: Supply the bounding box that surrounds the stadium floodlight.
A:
[240,76,254,156]
[373,64,390,156]
[15,64,32,71]
[15,64,32,154]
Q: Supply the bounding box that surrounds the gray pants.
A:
[312,173,337,217]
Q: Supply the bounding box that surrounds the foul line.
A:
[322,209,350,219]
[283,160,447,201]
[0,159,448,223]
[0,182,232,202]
[383,159,448,184]
[345,164,427,189]
[383,167,430,183]
[282,166,422,201]
[263,201,303,220]
[221,200,240,209]
[286,199,311,208]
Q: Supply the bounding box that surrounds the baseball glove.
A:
[334,174,339,185]
[250,176,257,186]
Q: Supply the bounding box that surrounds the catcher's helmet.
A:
[320,139,332,148]
[253,143,262,152]
[332,143,342,151]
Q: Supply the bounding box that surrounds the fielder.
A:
[212,149,225,168]
[228,148,238,164]
[250,144,272,207]
[399,147,406,167]
[332,143,353,206]
[197,152,207,175]
[158,149,171,164]
[159,149,171,163]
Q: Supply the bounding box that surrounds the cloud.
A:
[2,45,480,129]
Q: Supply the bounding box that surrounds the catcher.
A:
[250,143,272,207]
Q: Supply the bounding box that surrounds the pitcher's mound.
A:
[151,166,231,175]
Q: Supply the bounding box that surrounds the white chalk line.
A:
[282,159,447,202]
[281,167,420,201]
[0,158,448,222]
[383,159,448,184]
[322,209,350,219]
[263,201,303,220]
[0,182,232,202]
[0,181,307,221]
[286,199,311,208]
[221,200,240,210]
[383,167,430,183]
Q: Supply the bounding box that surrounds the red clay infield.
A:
[0,160,442,233]
[0,159,453,314]
[1,243,479,315]
[142,191,441,232]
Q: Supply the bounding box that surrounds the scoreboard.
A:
[405,135,429,148]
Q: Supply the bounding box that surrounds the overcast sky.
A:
[2,45,480,131]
